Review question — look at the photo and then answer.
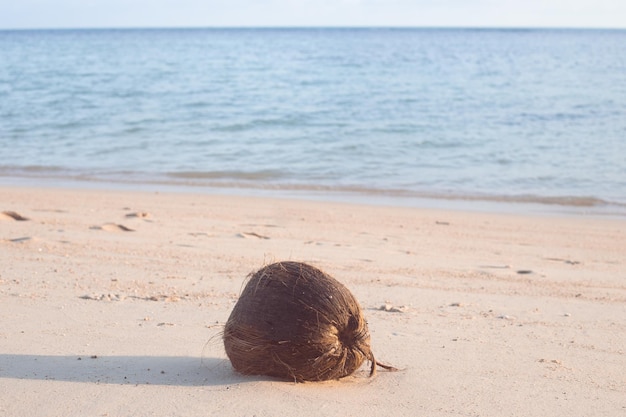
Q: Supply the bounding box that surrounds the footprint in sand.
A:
[237,231,270,240]
[8,236,40,243]
[1,211,30,221]
[90,223,135,232]
[125,212,151,219]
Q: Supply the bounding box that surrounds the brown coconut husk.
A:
[223,261,394,382]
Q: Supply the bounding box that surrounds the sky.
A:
[1,0,625,30]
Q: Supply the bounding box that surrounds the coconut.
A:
[223,261,393,382]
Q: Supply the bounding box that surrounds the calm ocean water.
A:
[1,28,625,212]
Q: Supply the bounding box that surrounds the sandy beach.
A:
[1,185,624,416]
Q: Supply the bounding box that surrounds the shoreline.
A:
[2,174,624,219]
[1,184,624,416]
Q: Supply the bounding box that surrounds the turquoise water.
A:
[1,28,625,210]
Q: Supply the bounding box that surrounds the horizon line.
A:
[1,25,626,32]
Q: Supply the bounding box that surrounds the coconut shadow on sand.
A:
[0,354,269,387]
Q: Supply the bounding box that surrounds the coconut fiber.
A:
[223,261,393,382]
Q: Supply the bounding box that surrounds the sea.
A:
[1,28,625,214]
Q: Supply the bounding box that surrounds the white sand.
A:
[1,186,625,416]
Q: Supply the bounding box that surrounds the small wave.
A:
[0,165,65,175]
[158,175,625,210]
[2,166,625,216]
[496,194,610,207]
[212,115,311,132]
[167,169,285,181]
[1,164,622,211]
[320,187,618,209]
